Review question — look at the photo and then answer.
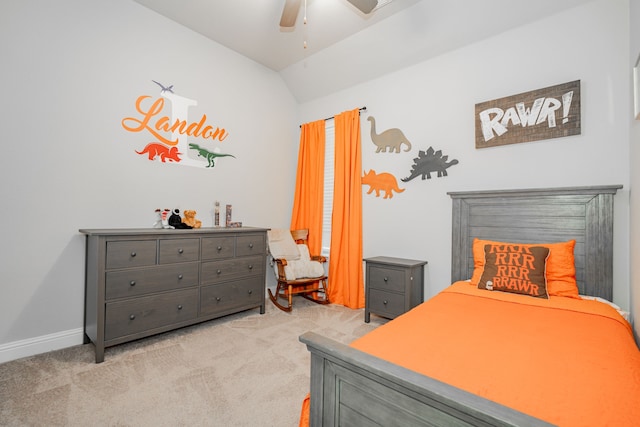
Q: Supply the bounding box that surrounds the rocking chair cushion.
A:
[267,229,300,260]
[284,245,325,280]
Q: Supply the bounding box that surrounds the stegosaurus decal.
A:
[401,146,459,182]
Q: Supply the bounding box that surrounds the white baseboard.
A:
[0,328,85,364]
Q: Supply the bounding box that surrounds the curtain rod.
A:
[300,107,367,128]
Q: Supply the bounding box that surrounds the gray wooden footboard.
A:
[300,332,554,427]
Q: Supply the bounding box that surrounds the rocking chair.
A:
[267,229,329,312]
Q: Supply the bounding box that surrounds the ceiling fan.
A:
[280,0,380,27]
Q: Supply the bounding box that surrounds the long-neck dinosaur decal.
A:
[188,143,235,168]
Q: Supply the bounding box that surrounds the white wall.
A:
[300,0,631,306]
[0,0,298,362]
[629,0,640,342]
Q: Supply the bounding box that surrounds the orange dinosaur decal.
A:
[136,143,182,163]
[362,169,405,199]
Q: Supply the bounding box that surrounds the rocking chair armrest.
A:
[311,255,327,263]
[272,258,289,281]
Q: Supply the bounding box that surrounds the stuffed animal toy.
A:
[160,209,173,229]
[182,210,202,228]
[169,208,192,229]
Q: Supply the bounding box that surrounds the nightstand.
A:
[364,256,427,323]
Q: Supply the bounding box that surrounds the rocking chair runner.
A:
[267,229,329,312]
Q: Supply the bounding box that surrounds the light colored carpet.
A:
[0,297,387,427]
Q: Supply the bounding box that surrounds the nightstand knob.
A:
[248,264,253,270]
[383,300,388,305]
[178,274,183,280]
[129,314,136,320]
[178,248,184,254]
[130,252,137,257]
[216,269,222,275]
[249,243,254,248]
[248,290,253,294]
[217,246,222,251]
[177,305,183,310]
[383,277,388,282]
[216,297,221,302]
[129,280,136,286]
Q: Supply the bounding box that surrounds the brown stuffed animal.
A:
[182,210,202,228]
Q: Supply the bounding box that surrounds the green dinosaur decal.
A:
[188,143,235,168]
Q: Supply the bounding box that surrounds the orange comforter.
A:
[348,281,640,426]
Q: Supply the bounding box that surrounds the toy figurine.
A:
[183,210,202,228]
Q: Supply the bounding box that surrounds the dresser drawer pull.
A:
[129,280,136,286]
[383,277,389,282]
[248,289,253,295]
[177,305,183,310]
[130,252,137,257]
[178,248,184,254]
[217,246,222,251]
[249,243,254,248]
[383,300,388,305]
[216,269,222,275]
[129,314,136,320]
[216,297,221,302]
[178,274,183,280]
[248,264,253,270]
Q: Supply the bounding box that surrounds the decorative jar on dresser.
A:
[80,227,268,363]
[364,256,427,323]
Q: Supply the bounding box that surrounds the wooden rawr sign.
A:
[475,80,581,148]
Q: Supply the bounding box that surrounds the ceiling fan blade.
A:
[280,0,301,28]
[346,0,379,14]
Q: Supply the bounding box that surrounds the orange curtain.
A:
[290,120,325,255]
[328,108,364,308]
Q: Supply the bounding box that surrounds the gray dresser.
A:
[364,256,427,323]
[80,227,267,363]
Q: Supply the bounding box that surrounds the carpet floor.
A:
[0,297,387,427]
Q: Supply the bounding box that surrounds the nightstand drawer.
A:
[159,238,200,264]
[105,263,199,300]
[202,236,235,260]
[368,266,406,292]
[106,240,156,269]
[104,288,198,341]
[200,277,264,316]
[368,289,405,318]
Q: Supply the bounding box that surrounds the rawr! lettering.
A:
[479,91,574,142]
[121,95,228,146]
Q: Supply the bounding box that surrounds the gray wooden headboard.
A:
[448,185,622,300]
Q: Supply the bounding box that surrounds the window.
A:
[321,122,335,256]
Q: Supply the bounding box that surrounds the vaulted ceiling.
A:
[133,0,593,102]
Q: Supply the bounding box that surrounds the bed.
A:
[299,185,640,426]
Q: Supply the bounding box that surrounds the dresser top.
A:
[364,256,428,267]
[79,226,268,236]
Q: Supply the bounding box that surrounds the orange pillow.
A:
[471,238,579,298]
[477,243,550,298]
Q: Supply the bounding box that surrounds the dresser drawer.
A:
[368,288,405,318]
[200,277,264,316]
[104,288,198,341]
[105,263,199,300]
[159,238,200,264]
[368,266,406,292]
[236,234,266,257]
[201,255,264,285]
[202,236,235,260]
[106,240,156,269]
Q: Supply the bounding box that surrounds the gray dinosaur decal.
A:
[188,143,235,168]
[401,146,459,182]
[152,80,174,94]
